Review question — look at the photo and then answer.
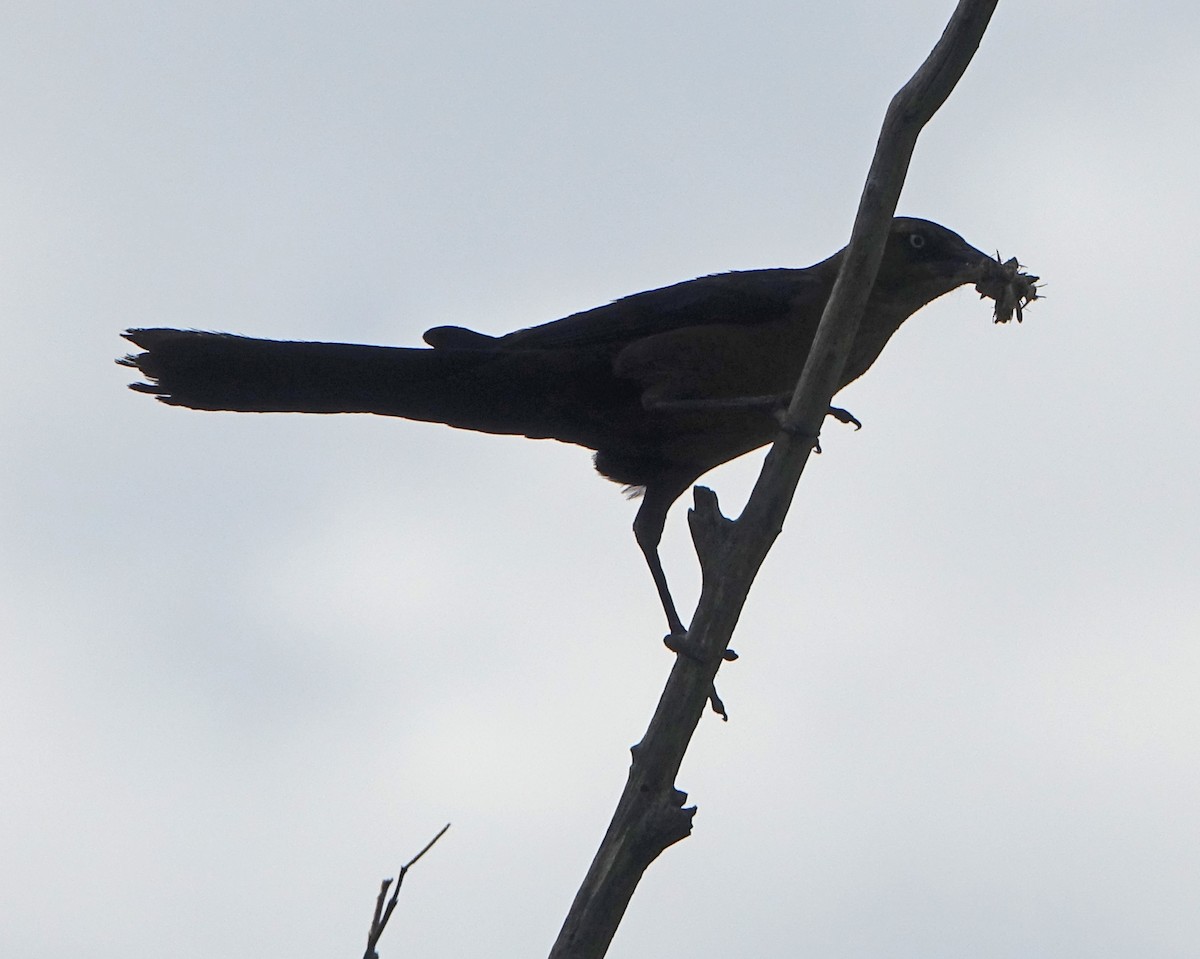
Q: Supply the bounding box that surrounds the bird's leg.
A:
[635,488,735,720]
[646,392,792,415]
[635,525,687,638]
[648,394,862,433]
[632,485,689,637]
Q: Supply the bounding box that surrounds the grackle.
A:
[121,217,1017,636]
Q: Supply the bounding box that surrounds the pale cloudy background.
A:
[3,2,1198,956]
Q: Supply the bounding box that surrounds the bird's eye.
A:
[908,233,926,250]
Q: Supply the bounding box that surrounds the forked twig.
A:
[363,823,451,959]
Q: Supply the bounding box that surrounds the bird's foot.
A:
[773,410,823,453]
[827,405,862,430]
[661,630,736,722]
[663,630,738,663]
[662,629,694,657]
[662,635,733,721]
[775,404,863,454]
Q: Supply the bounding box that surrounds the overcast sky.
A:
[3,2,1199,956]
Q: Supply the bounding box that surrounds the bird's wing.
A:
[425,268,827,353]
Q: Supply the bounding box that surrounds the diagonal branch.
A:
[547,2,1000,958]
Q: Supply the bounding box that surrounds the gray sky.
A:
[3,2,1198,956]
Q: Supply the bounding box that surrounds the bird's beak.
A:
[942,234,995,285]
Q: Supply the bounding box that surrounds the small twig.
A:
[362,823,451,959]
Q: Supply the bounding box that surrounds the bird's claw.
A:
[773,409,822,453]
[663,632,737,663]
[708,686,729,722]
[663,634,733,721]
[663,630,696,658]
[775,404,862,454]
[828,405,862,430]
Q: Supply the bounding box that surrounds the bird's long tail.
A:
[118,328,618,442]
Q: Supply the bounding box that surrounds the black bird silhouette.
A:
[121,217,1011,636]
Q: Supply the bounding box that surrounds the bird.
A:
[120,217,1016,637]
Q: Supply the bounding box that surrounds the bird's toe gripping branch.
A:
[774,405,863,455]
[826,405,862,430]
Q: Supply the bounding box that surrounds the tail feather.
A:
[118,328,635,446]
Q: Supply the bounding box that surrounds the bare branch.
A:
[548,3,1000,957]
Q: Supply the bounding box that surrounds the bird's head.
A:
[872,217,1038,322]
[873,217,990,301]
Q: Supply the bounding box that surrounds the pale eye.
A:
[908,233,926,250]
